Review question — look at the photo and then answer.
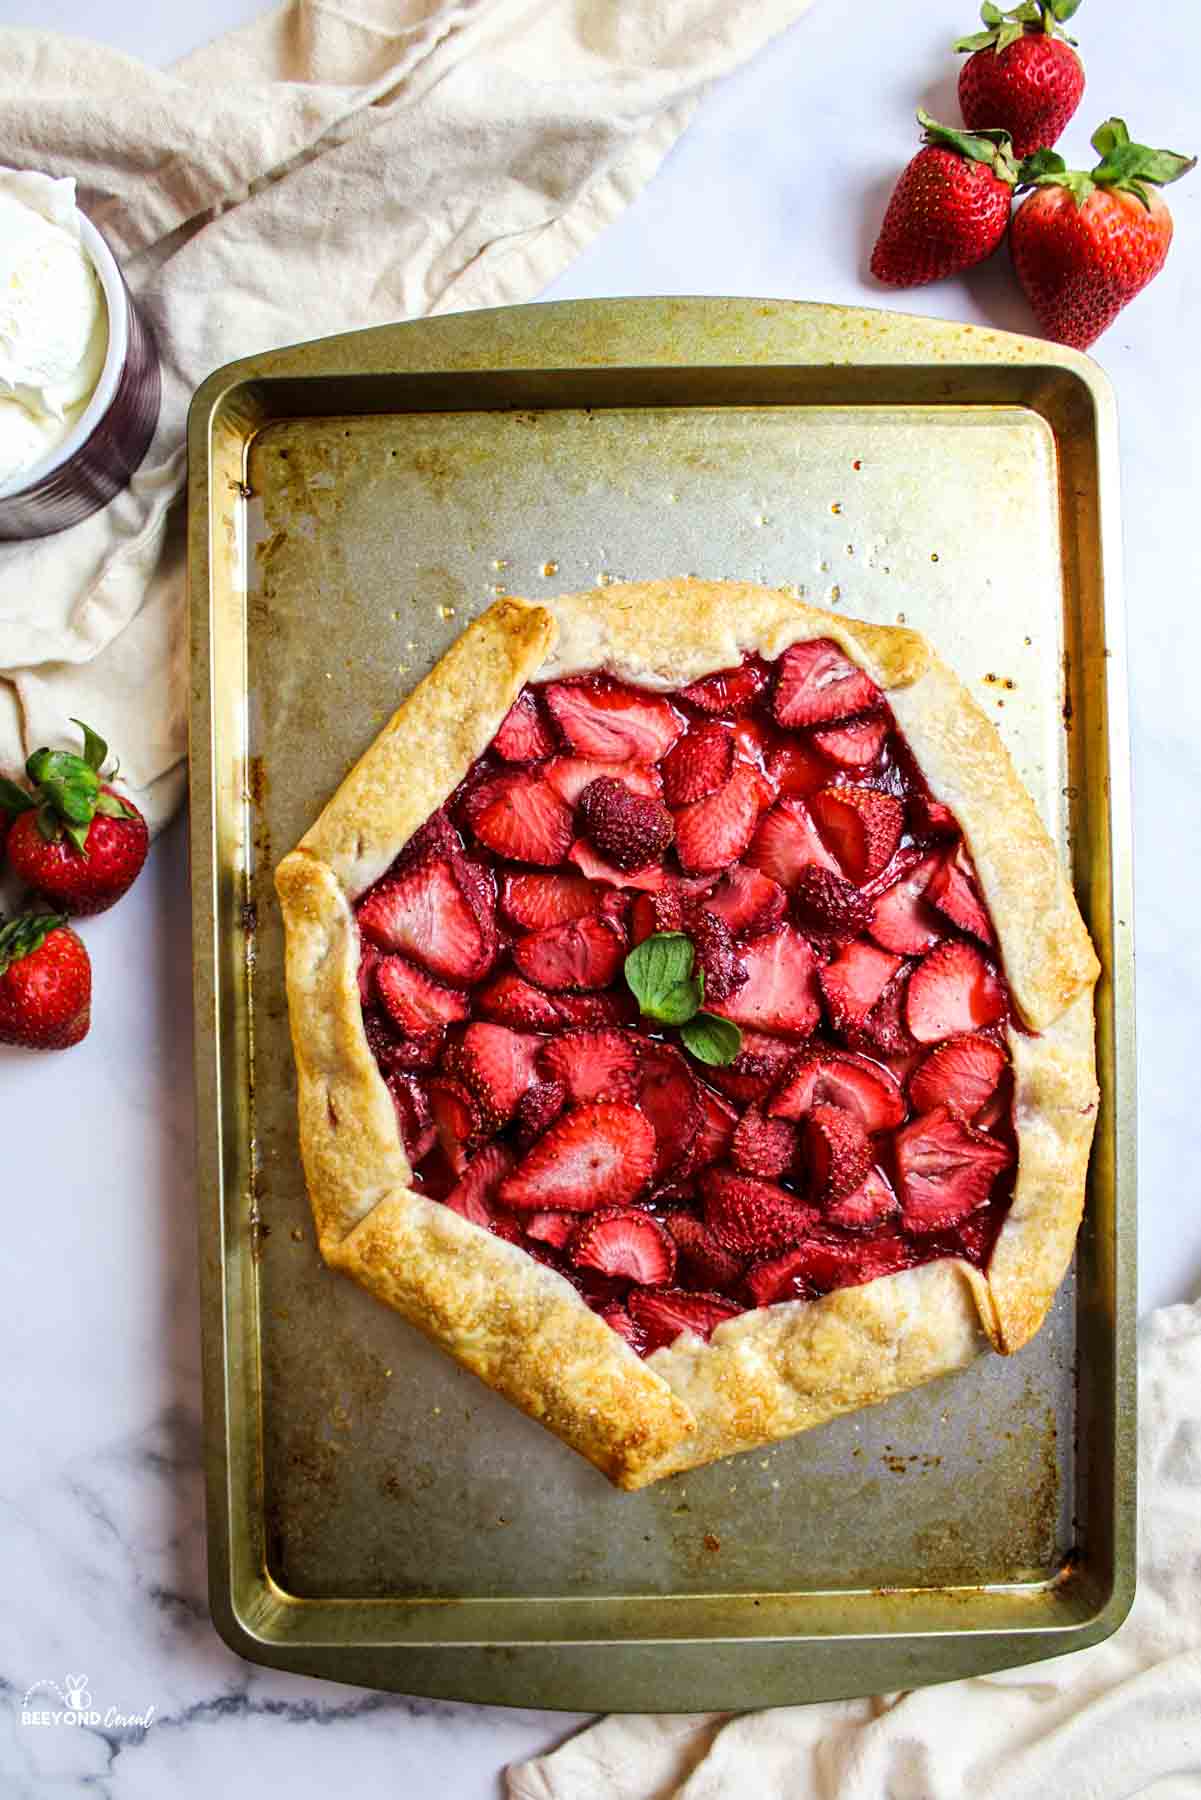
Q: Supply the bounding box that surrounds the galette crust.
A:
[276,579,1100,1488]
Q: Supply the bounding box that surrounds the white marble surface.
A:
[1,0,1198,1795]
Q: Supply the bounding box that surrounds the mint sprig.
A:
[623,931,742,1067]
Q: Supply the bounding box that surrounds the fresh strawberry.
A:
[809,714,888,769]
[499,871,601,931]
[357,852,496,984]
[523,1208,577,1248]
[811,786,903,884]
[363,1010,445,1074]
[955,1,1085,160]
[769,1047,906,1133]
[543,757,662,805]
[494,689,554,762]
[1011,120,1196,348]
[1,720,148,916]
[924,842,994,945]
[908,794,959,840]
[513,1077,568,1148]
[444,1021,541,1128]
[709,926,821,1038]
[871,112,1019,287]
[681,661,767,713]
[731,1107,799,1179]
[512,914,625,992]
[663,1212,747,1290]
[705,865,787,938]
[660,724,734,806]
[567,838,669,891]
[798,1103,872,1204]
[544,679,684,763]
[638,1041,703,1183]
[626,1286,743,1350]
[685,907,747,1003]
[572,1208,677,1285]
[706,1029,796,1105]
[578,776,674,872]
[426,1076,482,1174]
[819,940,903,1032]
[748,1229,914,1301]
[539,1028,639,1104]
[909,1033,1008,1118]
[825,1166,900,1232]
[477,971,622,1031]
[629,887,686,945]
[673,764,766,873]
[792,865,875,940]
[869,852,945,955]
[499,1101,656,1211]
[746,796,840,891]
[463,768,574,867]
[679,1086,739,1174]
[894,1104,1014,1232]
[905,940,1007,1043]
[0,913,91,1049]
[375,954,472,1033]
[765,738,830,799]
[773,639,882,729]
[702,1166,817,1254]
[443,1143,516,1226]
[387,1071,437,1164]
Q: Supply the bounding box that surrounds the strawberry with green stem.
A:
[1,720,148,916]
[1012,118,1196,349]
[0,913,92,1050]
[871,112,1020,289]
[956,2,1085,159]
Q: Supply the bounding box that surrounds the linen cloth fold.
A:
[508,1296,1201,1800]
[0,0,816,830]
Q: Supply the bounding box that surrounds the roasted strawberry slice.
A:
[909,1033,1008,1119]
[709,926,821,1038]
[868,852,945,955]
[463,768,574,867]
[660,723,734,806]
[375,954,473,1032]
[444,1143,517,1227]
[768,1047,906,1133]
[572,1208,677,1285]
[444,1021,541,1129]
[539,1027,640,1104]
[744,1247,817,1307]
[731,1106,799,1179]
[638,1041,702,1183]
[792,865,876,940]
[494,690,554,762]
[512,914,626,992]
[544,679,684,763]
[845,972,917,1060]
[626,1287,743,1351]
[363,1010,445,1074]
[685,907,746,1003]
[513,1077,568,1148]
[599,1304,646,1351]
[798,1103,872,1203]
[630,887,686,945]
[746,796,840,890]
[702,1166,818,1254]
[773,638,881,728]
[894,1104,1014,1232]
[765,737,829,799]
[819,940,903,1033]
[358,941,382,1008]
[905,941,1007,1044]
[579,776,674,872]
[523,1208,577,1248]
[499,1101,656,1211]
[426,1076,482,1175]
[357,853,496,984]
[679,1087,739,1174]
[706,1028,796,1104]
[749,1228,914,1299]
[477,971,625,1031]
[663,1212,747,1290]
[824,1165,900,1231]
[499,871,601,931]
[567,838,669,890]
[810,785,904,884]
[924,841,995,946]
[387,1072,436,1164]
[543,757,662,805]
[809,713,888,769]
[681,661,768,713]
[705,865,787,938]
[674,763,767,873]
[907,793,959,840]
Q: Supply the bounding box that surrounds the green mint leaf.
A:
[624,932,697,1015]
[70,719,109,773]
[0,777,35,814]
[679,1012,743,1067]
[652,976,704,1025]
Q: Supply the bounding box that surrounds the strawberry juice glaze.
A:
[353,642,1018,1357]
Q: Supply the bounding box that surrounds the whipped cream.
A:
[0,170,108,489]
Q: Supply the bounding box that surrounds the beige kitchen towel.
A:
[509,1296,1201,1800]
[0,0,817,831]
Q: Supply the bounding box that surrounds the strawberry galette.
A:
[276,580,1099,1489]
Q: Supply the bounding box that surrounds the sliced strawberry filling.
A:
[353,642,1020,1356]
